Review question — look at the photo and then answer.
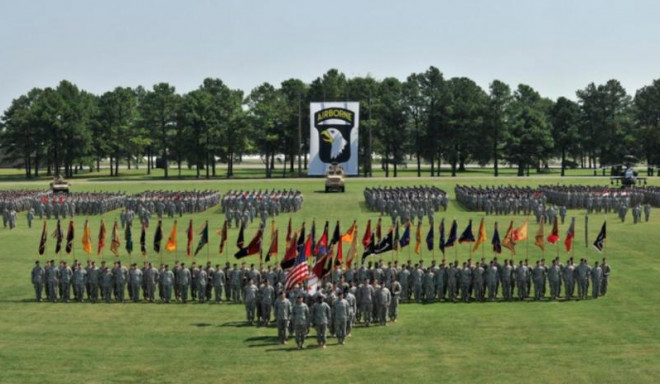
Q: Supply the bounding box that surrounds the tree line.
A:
[2,67,660,179]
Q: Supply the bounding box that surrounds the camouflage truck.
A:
[50,175,70,194]
[325,163,345,193]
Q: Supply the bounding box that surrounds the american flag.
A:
[284,246,309,291]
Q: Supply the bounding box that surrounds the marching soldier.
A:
[311,295,331,348]
[292,294,310,350]
[260,279,275,326]
[160,264,174,303]
[275,291,292,344]
[244,279,258,325]
[334,291,350,344]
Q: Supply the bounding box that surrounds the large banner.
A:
[309,102,359,176]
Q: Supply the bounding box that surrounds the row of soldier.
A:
[538,185,650,209]
[364,186,448,225]
[221,189,303,228]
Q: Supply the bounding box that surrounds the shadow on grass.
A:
[191,322,212,327]
[219,321,254,328]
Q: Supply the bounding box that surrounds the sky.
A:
[1,0,659,111]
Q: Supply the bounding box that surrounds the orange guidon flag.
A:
[166,220,178,252]
[472,218,487,253]
[82,219,93,255]
[341,220,357,243]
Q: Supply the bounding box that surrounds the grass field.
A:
[1,175,659,384]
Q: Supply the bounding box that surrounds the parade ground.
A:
[1,174,659,384]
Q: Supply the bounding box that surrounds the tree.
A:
[419,66,451,176]
[96,87,137,176]
[633,79,660,170]
[346,76,379,177]
[140,83,179,179]
[577,80,634,168]
[403,73,426,177]
[375,77,407,177]
[280,79,308,176]
[503,84,554,176]
[445,77,488,176]
[485,80,512,176]
[0,88,42,178]
[550,97,580,176]
[247,83,287,178]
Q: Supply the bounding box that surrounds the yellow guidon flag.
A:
[82,219,93,255]
[166,220,178,252]
[472,218,487,252]
[514,220,528,242]
[534,217,545,250]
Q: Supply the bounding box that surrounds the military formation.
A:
[364,186,448,225]
[538,185,652,224]
[124,190,220,223]
[221,189,303,228]
[454,185,544,216]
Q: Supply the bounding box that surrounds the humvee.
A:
[50,175,70,194]
[325,163,345,193]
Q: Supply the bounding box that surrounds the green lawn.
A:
[1,176,659,384]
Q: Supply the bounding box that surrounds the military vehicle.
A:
[50,175,70,194]
[325,163,345,193]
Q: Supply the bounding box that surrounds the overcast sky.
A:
[1,0,658,111]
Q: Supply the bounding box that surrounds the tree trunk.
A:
[561,147,566,177]
[493,140,499,177]
[109,157,114,176]
[115,157,119,176]
[517,161,525,176]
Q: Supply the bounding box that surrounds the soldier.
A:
[231,263,242,303]
[601,258,611,296]
[178,262,191,303]
[358,279,374,327]
[389,276,401,322]
[31,260,45,302]
[532,261,546,301]
[72,263,87,302]
[563,259,575,300]
[45,260,58,302]
[460,262,472,302]
[643,204,651,222]
[128,263,142,302]
[423,268,435,303]
[377,283,391,325]
[197,266,208,304]
[189,262,198,302]
[515,261,528,300]
[576,259,591,300]
[144,262,158,302]
[591,261,603,299]
[59,261,72,303]
[260,279,274,326]
[224,262,233,302]
[311,295,331,348]
[100,263,113,303]
[212,265,225,303]
[244,279,258,325]
[334,291,350,345]
[345,287,357,335]
[398,265,410,303]
[472,262,484,302]
[28,208,34,228]
[292,295,310,350]
[86,261,97,302]
[274,291,293,344]
[486,261,498,301]
[114,261,128,302]
[501,260,513,301]
[172,261,181,302]
[160,264,174,303]
[547,259,561,300]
